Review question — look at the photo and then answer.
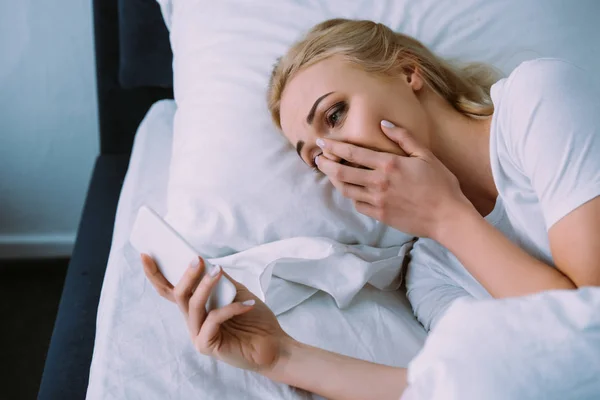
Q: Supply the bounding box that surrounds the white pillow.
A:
[161,0,600,258]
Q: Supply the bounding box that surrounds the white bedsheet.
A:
[86,100,427,400]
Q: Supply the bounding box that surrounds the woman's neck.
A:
[427,102,498,216]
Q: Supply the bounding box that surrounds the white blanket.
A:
[403,287,600,400]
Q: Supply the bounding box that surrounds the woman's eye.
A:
[328,110,341,126]
[326,102,346,128]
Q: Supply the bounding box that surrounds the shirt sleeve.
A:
[405,241,473,332]
[502,59,600,229]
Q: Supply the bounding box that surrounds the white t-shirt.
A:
[405,58,600,331]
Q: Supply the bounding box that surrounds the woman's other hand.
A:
[141,254,292,373]
[315,120,472,239]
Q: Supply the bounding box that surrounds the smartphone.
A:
[130,205,236,311]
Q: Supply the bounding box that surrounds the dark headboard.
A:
[94,0,173,155]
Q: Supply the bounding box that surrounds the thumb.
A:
[380,120,425,157]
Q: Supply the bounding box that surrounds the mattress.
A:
[86,100,427,399]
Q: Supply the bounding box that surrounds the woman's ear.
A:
[407,66,424,91]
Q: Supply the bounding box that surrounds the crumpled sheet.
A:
[205,236,412,315]
[402,287,600,400]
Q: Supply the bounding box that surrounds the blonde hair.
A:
[268,18,500,130]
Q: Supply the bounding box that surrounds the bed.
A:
[37,0,173,398]
[39,1,600,399]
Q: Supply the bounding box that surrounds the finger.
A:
[195,301,255,350]
[320,149,342,164]
[316,155,374,187]
[354,200,387,224]
[188,264,224,337]
[317,138,382,170]
[329,178,373,204]
[380,120,428,157]
[320,150,366,169]
[173,257,206,317]
[141,253,175,302]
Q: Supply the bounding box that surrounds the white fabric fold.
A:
[208,236,412,315]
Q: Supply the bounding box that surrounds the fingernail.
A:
[242,299,255,306]
[208,264,221,277]
[381,120,395,128]
[315,155,320,166]
[189,257,200,269]
[316,138,326,148]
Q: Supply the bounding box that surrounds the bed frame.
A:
[37,0,172,398]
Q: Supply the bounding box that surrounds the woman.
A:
[141,19,600,399]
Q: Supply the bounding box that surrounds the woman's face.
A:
[279,55,432,169]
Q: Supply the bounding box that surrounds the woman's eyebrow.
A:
[306,91,334,125]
